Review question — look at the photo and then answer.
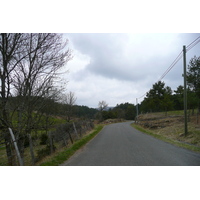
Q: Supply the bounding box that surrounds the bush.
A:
[24,135,30,148]
[37,145,51,161]
[36,144,56,161]
[39,133,48,145]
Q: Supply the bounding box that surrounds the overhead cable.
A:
[137,51,183,100]
[137,35,200,101]
[186,36,200,52]
[138,93,146,100]
[158,50,183,82]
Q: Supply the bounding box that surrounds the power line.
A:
[136,35,200,102]
[186,36,200,52]
[137,51,183,100]
[186,36,200,49]
[138,93,146,100]
[158,35,200,82]
[158,50,183,82]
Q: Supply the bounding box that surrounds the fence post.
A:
[8,128,23,166]
[48,132,54,154]
[73,122,79,139]
[62,136,68,146]
[79,123,82,137]
[28,134,35,165]
[68,131,73,144]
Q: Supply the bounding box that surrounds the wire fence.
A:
[0,120,94,166]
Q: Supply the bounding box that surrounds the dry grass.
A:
[136,111,200,147]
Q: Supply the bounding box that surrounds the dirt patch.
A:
[101,118,125,124]
[136,113,200,147]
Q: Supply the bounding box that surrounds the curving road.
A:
[61,121,200,166]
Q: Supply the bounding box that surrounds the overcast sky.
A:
[60,33,200,108]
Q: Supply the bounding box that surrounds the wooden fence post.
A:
[48,132,54,154]
[62,136,68,146]
[28,134,35,165]
[73,122,79,139]
[68,131,73,144]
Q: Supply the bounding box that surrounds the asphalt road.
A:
[61,121,200,166]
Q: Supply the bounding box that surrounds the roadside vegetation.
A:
[0,34,99,166]
[39,124,104,166]
[0,115,92,165]
[133,111,200,152]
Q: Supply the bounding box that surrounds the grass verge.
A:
[131,123,200,153]
[39,124,104,166]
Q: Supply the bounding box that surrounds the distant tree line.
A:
[37,98,99,120]
[96,102,136,121]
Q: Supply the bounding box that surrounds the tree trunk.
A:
[9,128,23,166]
[5,133,16,165]
[17,136,25,165]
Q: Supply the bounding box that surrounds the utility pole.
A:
[183,45,188,136]
[136,98,139,121]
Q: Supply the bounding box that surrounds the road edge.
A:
[39,124,104,166]
[131,123,200,153]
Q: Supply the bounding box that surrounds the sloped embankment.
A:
[136,113,200,147]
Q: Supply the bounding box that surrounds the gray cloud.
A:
[68,34,179,80]
[65,33,200,107]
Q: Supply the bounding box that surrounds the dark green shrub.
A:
[40,133,48,145]
[24,135,30,148]
[37,145,51,161]
[36,144,56,161]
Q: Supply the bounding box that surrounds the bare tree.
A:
[0,33,72,165]
[0,33,28,165]
[97,100,108,122]
[62,91,77,121]
[98,100,108,112]
[0,34,27,125]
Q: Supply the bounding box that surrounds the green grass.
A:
[0,146,8,166]
[131,123,200,153]
[39,124,104,166]
[148,109,198,116]
[164,110,184,115]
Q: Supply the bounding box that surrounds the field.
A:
[135,110,200,149]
